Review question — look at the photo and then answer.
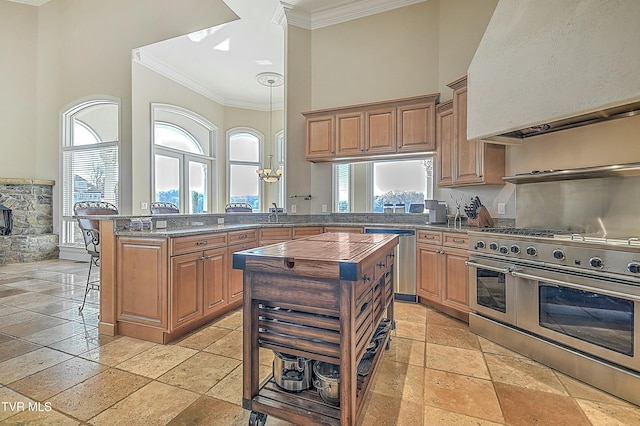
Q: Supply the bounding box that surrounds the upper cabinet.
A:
[439,76,505,187]
[303,94,439,162]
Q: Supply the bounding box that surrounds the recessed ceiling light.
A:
[214,39,230,52]
[256,60,272,66]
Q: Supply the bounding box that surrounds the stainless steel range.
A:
[466,228,640,405]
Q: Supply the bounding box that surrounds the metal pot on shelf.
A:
[313,361,340,406]
[273,351,314,392]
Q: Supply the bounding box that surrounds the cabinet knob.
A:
[196,240,209,246]
[377,262,386,268]
[362,274,371,282]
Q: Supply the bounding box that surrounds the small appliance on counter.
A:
[425,200,447,224]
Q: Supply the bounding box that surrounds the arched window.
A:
[227,129,262,212]
[152,104,216,213]
[60,97,120,249]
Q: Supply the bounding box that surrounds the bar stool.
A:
[150,201,180,214]
[73,201,118,312]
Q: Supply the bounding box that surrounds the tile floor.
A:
[1,259,640,425]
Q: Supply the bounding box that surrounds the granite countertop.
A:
[115,221,472,238]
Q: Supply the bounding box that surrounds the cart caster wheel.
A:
[249,411,267,426]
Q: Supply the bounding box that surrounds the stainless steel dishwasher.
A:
[364,228,416,302]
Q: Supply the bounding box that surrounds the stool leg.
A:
[79,257,96,312]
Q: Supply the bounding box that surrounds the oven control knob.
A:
[489,242,499,251]
[627,262,640,274]
[510,245,520,254]
[552,249,565,260]
[526,246,538,256]
[499,246,509,255]
[476,241,486,249]
[589,257,604,269]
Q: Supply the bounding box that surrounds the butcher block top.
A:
[232,232,398,281]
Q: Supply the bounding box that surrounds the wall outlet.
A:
[290,204,297,213]
[497,202,506,215]
[322,204,327,213]
[140,202,148,209]
[155,220,167,229]
[217,217,224,225]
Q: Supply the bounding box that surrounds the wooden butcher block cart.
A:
[233,232,398,426]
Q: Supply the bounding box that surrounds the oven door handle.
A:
[511,271,640,302]
[465,260,511,274]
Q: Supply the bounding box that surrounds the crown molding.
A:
[283,0,426,30]
[7,0,50,5]
[132,49,283,111]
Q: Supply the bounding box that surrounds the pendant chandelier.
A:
[256,72,284,183]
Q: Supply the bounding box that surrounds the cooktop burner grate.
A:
[475,228,570,238]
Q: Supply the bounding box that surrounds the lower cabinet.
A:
[416,230,469,322]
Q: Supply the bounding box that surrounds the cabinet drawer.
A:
[228,228,257,245]
[417,230,442,245]
[443,232,468,248]
[323,226,363,234]
[171,233,227,256]
[259,227,292,240]
[292,226,324,239]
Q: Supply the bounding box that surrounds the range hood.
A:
[467,0,640,144]
[503,162,640,184]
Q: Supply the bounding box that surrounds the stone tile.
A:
[0,347,72,384]
[495,382,590,425]
[380,336,425,367]
[555,372,635,406]
[0,407,77,425]
[203,329,243,360]
[0,292,61,309]
[167,395,245,426]
[115,344,197,379]
[359,390,424,426]
[4,279,62,293]
[393,301,428,323]
[0,310,47,329]
[10,357,107,400]
[28,299,79,315]
[424,368,504,424]
[48,368,150,421]
[79,336,156,366]
[426,343,490,379]
[0,315,69,338]
[212,310,243,329]
[21,321,96,346]
[173,325,233,351]
[395,318,426,342]
[484,353,567,395]
[206,363,272,406]
[371,358,424,404]
[424,405,504,426]
[48,327,118,356]
[426,309,469,329]
[577,398,640,425]
[426,323,481,351]
[0,386,35,422]
[158,352,241,393]
[89,380,199,426]
[0,287,28,300]
[478,336,528,359]
[0,338,42,362]
[0,332,13,345]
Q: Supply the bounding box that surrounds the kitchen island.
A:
[233,232,398,426]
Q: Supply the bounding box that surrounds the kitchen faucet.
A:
[268,202,279,223]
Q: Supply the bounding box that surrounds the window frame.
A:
[226,127,264,212]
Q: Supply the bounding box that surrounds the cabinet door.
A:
[442,247,469,313]
[365,107,396,155]
[335,112,364,157]
[306,115,335,160]
[117,237,168,328]
[436,101,454,187]
[170,252,204,331]
[397,102,436,153]
[203,247,227,316]
[452,86,484,185]
[416,243,441,301]
[228,241,258,306]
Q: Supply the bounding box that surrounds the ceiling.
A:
[135,0,424,110]
[10,0,424,110]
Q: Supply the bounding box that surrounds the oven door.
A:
[467,258,517,326]
[514,268,640,373]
